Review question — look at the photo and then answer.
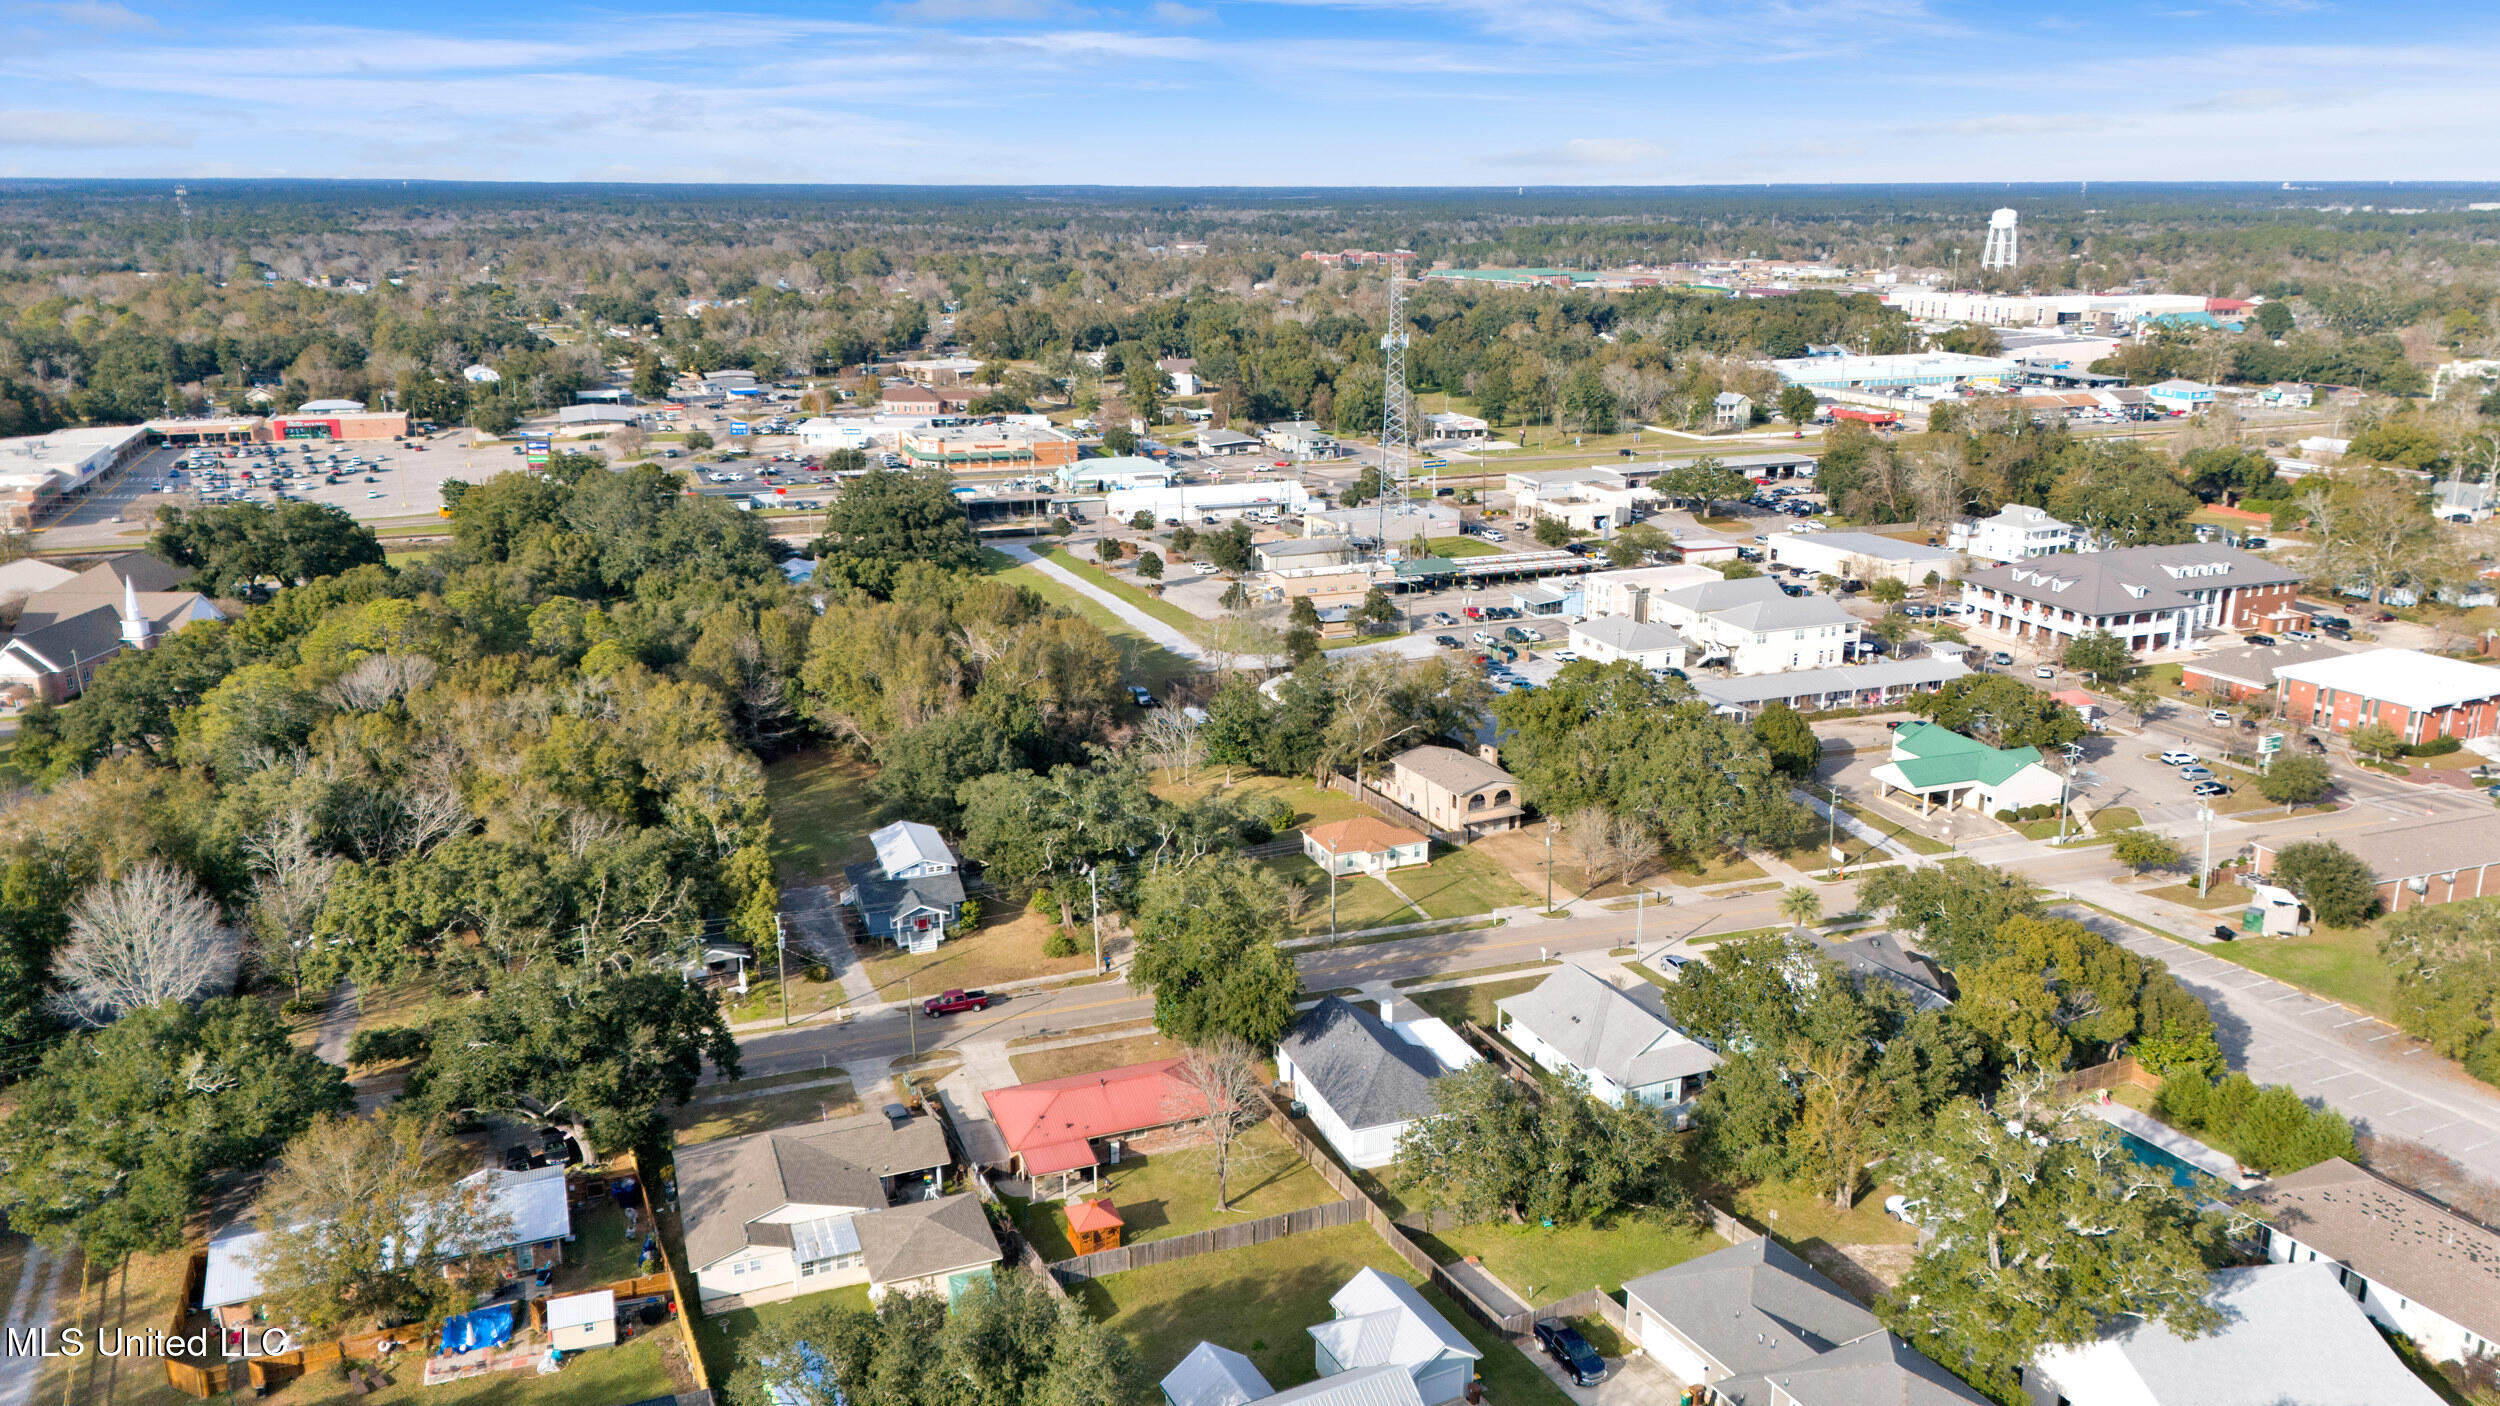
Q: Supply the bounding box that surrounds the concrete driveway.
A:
[1521,1340,1690,1406]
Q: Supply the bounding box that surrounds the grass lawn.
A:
[1406,975,1548,1033]
[1038,548,1213,642]
[690,1284,872,1387]
[1416,1213,1722,1302]
[1010,1030,1183,1083]
[1402,845,1536,921]
[1659,850,1769,887]
[1835,797,1953,856]
[1009,1121,1340,1262]
[1267,853,1421,934]
[1732,1182,1918,1250]
[857,905,1100,1004]
[553,1201,647,1291]
[2203,921,2399,1020]
[2141,881,2254,910]
[763,749,898,888]
[2089,806,2144,833]
[668,1079,860,1145]
[997,562,1201,696]
[2010,816,2102,842]
[1153,772,1370,829]
[1423,536,1506,558]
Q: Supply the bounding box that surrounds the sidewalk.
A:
[997,543,1214,663]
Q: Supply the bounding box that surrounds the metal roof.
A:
[1311,1269,1481,1370]
[1161,1342,1275,1406]
[2272,648,2500,712]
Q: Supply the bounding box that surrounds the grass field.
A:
[1010,1030,1182,1083]
[1834,796,1954,855]
[1415,1213,1721,1302]
[2202,920,2398,1020]
[1732,1182,1919,1250]
[996,562,1201,696]
[1038,548,1214,642]
[1422,536,1506,559]
[2142,881,2254,910]
[1009,1122,1338,1261]
[763,750,897,888]
[1405,975,1548,1033]
[858,909,1101,1003]
[1153,772,1370,829]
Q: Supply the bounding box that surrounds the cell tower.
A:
[174,186,193,275]
[1980,207,2019,272]
[1375,251,1417,557]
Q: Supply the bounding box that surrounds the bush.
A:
[1995,809,2019,823]
[2404,737,2462,757]
[1042,927,1082,958]
[347,1026,430,1065]
[2155,1067,2356,1174]
[956,898,982,930]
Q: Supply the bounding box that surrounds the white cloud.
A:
[1151,1,1216,23]
[1484,136,1668,169]
[19,1,157,31]
[0,107,186,147]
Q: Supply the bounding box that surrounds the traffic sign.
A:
[728,421,752,436]
[2259,733,2285,753]
[1421,457,1448,469]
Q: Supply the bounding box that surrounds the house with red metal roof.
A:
[982,1059,1213,1197]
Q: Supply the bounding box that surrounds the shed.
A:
[546,1291,616,1351]
[1065,1199,1125,1255]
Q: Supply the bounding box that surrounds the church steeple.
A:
[120,575,154,651]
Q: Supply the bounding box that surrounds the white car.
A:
[2159,749,2200,767]
[1551,650,1580,663]
[1191,562,1218,575]
[2034,665,2056,679]
[2208,709,2234,726]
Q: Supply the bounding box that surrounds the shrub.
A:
[348,1026,430,1065]
[1995,809,2019,823]
[2404,737,2461,757]
[1042,927,1082,958]
[955,898,982,930]
[2156,1067,2356,1174]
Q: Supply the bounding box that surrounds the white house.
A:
[1301,817,1431,877]
[1264,421,1341,458]
[1867,721,2065,817]
[2026,1264,2444,1406]
[1948,504,2075,563]
[1710,392,1753,429]
[674,1111,982,1307]
[1422,411,1489,443]
[1158,358,1202,397]
[1581,564,1722,621]
[1645,576,1860,675]
[1765,531,1956,586]
[1495,965,1719,1115]
[2251,1156,2500,1367]
[2145,378,2217,414]
[1309,1270,1482,1406]
[840,821,965,953]
[1276,997,1480,1170]
[1568,616,1689,671]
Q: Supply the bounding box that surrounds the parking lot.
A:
[41,432,549,543]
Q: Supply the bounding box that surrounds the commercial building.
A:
[1568,616,1689,671]
[1689,656,1969,719]
[0,424,148,529]
[1582,563,1723,621]
[2178,637,2357,702]
[1765,531,1955,585]
[2145,379,2218,414]
[895,357,984,386]
[2251,1156,2500,1365]
[1768,351,2017,393]
[882,384,971,416]
[1868,721,2064,817]
[1276,997,1479,1170]
[1263,421,1342,457]
[1881,287,2219,329]
[141,416,262,445]
[797,418,876,451]
[1303,501,1461,542]
[1948,504,2074,563]
[268,408,407,441]
[897,423,1078,472]
[2273,649,2500,743]
[1960,545,2301,653]
[1646,576,1860,675]
[2252,815,2500,915]
[1195,428,1262,457]
[1421,411,1488,442]
[556,404,642,427]
[1103,480,1313,525]
[1505,467,1650,534]
[1061,456,1177,492]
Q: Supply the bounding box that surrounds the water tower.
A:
[1980,208,2019,271]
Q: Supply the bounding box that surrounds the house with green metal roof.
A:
[1868,720,2064,817]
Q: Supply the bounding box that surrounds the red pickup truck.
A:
[921,989,994,1017]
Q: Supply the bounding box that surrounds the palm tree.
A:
[1779,884,1823,931]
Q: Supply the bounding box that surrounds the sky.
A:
[0,0,2495,184]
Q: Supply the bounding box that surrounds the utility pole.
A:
[1635,890,1645,953]
[2198,803,2216,898]
[906,976,916,1061]
[1544,818,1556,910]
[777,914,789,1027]
[1088,865,1104,973]
[1329,864,1339,937]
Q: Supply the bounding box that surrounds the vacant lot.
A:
[764,750,896,888]
[1010,1030,1181,1083]
[1405,975,1547,1033]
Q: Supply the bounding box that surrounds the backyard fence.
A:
[1530,1287,1630,1334]
[1704,1202,1762,1245]
[1322,774,1460,847]
[1047,1199,1363,1283]
[2056,1056,2162,1099]
[1461,1020,1542,1087]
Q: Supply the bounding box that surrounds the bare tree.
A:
[54,861,238,1024]
[323,653,439,712]
[1139,708,1204,783]
[1563,805,1660,891]
[1180,1036,1271,1213]
[245,807,343,1000]
[393,744,472,857]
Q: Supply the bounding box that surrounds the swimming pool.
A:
[2119,1129,2205,1189]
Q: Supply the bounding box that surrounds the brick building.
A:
[2178,637,2358,702]
[1958,544,2300,654]
[2273,649,2500,744]
[881,384,971,416]
[2252,817,2500,915]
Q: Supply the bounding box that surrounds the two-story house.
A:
[1647,577,1860,675]
[1385,746,1523,839]
[2249,1156,2500,1366]
[841,821,966,954]
[1308,1269,1482,1406]
[1495,965,1720,1118]
[1948,504,2075,563]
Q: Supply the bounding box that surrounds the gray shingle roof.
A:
[1494,965,1720,1090]
[2181,637,2358,689]
[675,1112,950,1269]
[1692,657,1968,708]
[1391,745,1516,794]
[2251,1158,2500,1347]
[1710,1331,1990,1406]
[1281,998,1451,1132]
[1570,616,1686,654]
[855,1192,1000,1285]
[1819,933,1952,1011]
[1622,1239,1879,1378]
[843,862,965,937]
[2255,814,2500,887]
[1962,543,2298,619]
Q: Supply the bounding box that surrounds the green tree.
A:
[469,394,521,437]
[400,968,739,1160]
[2061,628,2137,682]
[1532,515,1573,548]
[1656,457,1754,516]
[1129,510,1154,530]
[1128,857,1300,1049]
[1868,576,1908,605]
[812,467,983,595]
[1397,1062,1690,1227]
[684,428,715,452]
[2111,828,2183,873]
[1778,884,1823,929]
[151,501,386,594]
[2255,752,2331,810]
[2271,840,2378,927]
[1953,916,2215,1073]
[1096,535,1124,563]
[726,1267,1136,1406]
[1883,1092,2223,1399]
[1905,673,2086,749]
[1751,701,1823,778]
[1856,859,2042,969]
[2378,899,2500,1084]
[2347,722,2405,761]
[2256,301,2294,338]
[1201,521,1256,575]
[1778,384,1819,424]
[1135,549,1163,580]
[0,998,351,1266]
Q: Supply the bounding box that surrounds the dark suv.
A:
[1533,1320,1607,1386]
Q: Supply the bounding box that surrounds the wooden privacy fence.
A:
[1323,774,1459,847]
[1048,1199,1362,1283]
[2057,1056,2161,1099]
[1530,1287,1630,1334]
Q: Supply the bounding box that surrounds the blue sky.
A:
[0,0,2492,183]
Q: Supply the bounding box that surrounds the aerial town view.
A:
[2,6,2499,1406]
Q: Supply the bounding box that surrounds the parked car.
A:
[1991,651,2014,666]
[2284,629,2318,642]
[1435,634,1462,649]
[1532,1320,1608,1387]
[922,989,994,1016]
[2191,780,2231,797]
[1551,650,1580,663]
[1192,562,1218,575]
[2159,749,2201,766]
[2241,633,2275,646]
[2208,709,2233,726]
[2179,765,2215,782]
[1128,686,1158,708]
[1472,629,1498,645]
[2033,665,2056,680]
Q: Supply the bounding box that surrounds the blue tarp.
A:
[439,1303,517,1357]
